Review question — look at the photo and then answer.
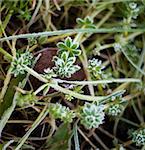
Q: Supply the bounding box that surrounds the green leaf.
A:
[65,37,72,47]
[85,16,92,24]
[57,42,67,50]
[61,52,69,62]
[0,97,17,137]
[73,124,80,150]
[87,24,96,29]
[72,49,81,56]
[76,18,84,25]
[71,43,79,49]
[43,123,72,150]
[68,57,76,64]
[0,75,26,137]
[0,75,25,117]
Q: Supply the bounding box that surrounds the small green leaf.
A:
[68,57,76,64]
[71,43,79,49]
[85,16,92,24]
[72,49,81,56]
[87,24,96,29]
[76,18,84,25]
[61,52,69,62]
[65,37,72,47]
[57,42,67,50]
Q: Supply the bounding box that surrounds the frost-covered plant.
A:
[76,16,96,28]
[131,128,145,146]
[107,103,124,117]
[11,51,33,77]
[88,58,105,79]
[106,94,125,117]
[79,102,105,129]
[53,51,80,78]
[57,37,81,57]
[52,37,81,78]
[49,103,76,123]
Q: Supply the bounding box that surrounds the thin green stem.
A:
[24,66,140,102]
[0,68,12,102]
[48,82,104,101]
[54,78,140,85]
[24,65,48,83]
[1,28,145,42]
[34,83,48,95]
[27,0,43,28]
[120,117,140,127]
[0,47,12,61]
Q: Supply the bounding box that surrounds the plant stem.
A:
[24,66,141,102]
[54,78,140,85]
[24,65,48,83]
[0,47,12,61]
[27,0,43,28]
[1,28,145,42]
[0,68,12,102]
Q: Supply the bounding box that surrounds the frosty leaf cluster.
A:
[79,102,105,129]
[43,68,57,80]
[106,95,125,117]
[49,102,106,129]
[88,58,105,79]
[131,128,145,146]
[107,103,124,117]
[44,37,81,78]
[49,103,75,123]
[53,51,80,78]
[128,2,140,19]
[11,51,33,77]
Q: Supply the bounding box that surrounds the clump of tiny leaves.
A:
[16,92,37,107]
[88,58,105,79]
[11,51,33,77]
[107,103,124,117]
[79,102,105,129]
[49,103,75,123]
[43,37,81,78]
[53,51,80,78]
[131,128,145,146]
[106,96,125,117]
[43,68,57,80]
